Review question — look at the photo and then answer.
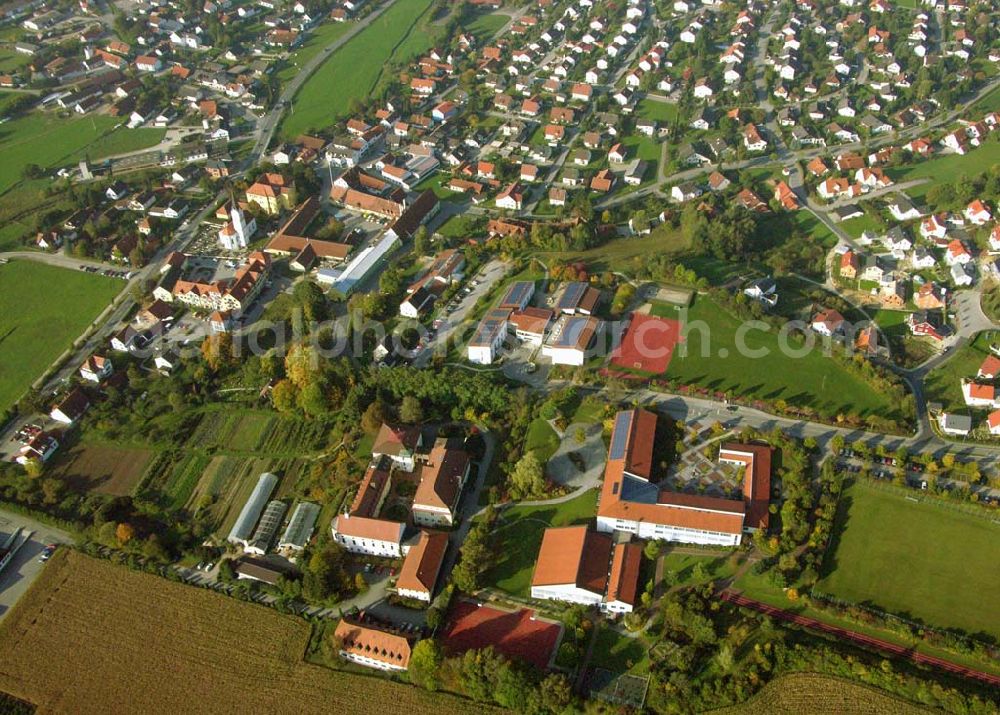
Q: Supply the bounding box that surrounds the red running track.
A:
[720,590,1000,689]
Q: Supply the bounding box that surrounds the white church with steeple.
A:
[218,201,256,250]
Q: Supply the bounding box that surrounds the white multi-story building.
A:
[596,410,771,547]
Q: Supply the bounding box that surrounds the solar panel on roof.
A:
[609,411,633,460]
[621,475,659,504]
[501,281,533,307]
[557,282,587,310]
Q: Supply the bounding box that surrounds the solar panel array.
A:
[609,410,633,460]
[557,282,587,310]
[500,281,534,308]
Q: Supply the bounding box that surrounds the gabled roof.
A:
[413,440,470,512]
[396,530,448,595]
[531,525,612,594]
[334,620,412,668]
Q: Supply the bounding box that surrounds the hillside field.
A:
[0,550,496,714]
[0,261,122,412]
[281,0,436,138]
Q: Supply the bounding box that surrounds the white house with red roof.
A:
[811,308,845,337]
[945,239,972,266]
[962,380,998,408]
[965,200,992,225]
[988,410,1000,436]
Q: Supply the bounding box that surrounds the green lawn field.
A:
[887,141,1000,198]
[0,260,122,411]
[590,625,650,675]
[466,11,507,39]
[659,295,905,420]
[525,416,560,463]
[277,21,352,83]
[480,488,598,597]
[0,114,164,194]
[637,98,678,123]
[923,330,998,412]
[818,480,1000,639]
[281,0,436,138]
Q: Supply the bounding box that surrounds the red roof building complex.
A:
[596,409,771,546]
[530,525,642,613]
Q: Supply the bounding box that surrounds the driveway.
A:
[413,259,510,367]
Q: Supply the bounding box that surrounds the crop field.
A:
[184,455,310,533]
[708,674,928,714]
[0,550,494,714]
[281,0,437,138]
[50,444,154,496]
[817,480,1000,638]
[653,296,904,421]
[0,261,122,412]
[185,410,329,454]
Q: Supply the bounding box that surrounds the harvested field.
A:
[441,600,562,670]
[707,673,929,714]
[50,444,154,496]
[0,550,494,714]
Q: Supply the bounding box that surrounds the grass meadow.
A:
[817,480,1000,639]
[0,260,122,411]
[281,0,437,138]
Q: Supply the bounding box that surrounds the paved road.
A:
[413,259,510,368]
[0,251,115,270]
[248,0,402,163]
[0,509,74,621]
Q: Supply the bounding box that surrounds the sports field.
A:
[818,480,1000,638]
[0,550,494,714]
[0,261,122,412]
[655,296,904,421]
[441,601,562,669]
[611,312,681,374]
[281,0,437,138]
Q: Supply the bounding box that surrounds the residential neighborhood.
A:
[0,0,999,710]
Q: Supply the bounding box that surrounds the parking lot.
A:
[413,258,510,367]
[0,510,73,621]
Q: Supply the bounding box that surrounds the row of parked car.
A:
[79,265,131,280]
